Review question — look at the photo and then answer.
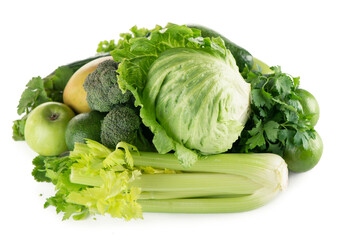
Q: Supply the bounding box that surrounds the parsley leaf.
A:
[251,89,266,107]
[264,121,279,142]
[247,119,265,149]
[274,74,293,95]
[17,77,51,115]
[12,115,27,141]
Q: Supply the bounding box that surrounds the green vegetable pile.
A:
[83,60,153,151]
[111,27,252,166]
[13,55,108,141]
[13,23,323,221]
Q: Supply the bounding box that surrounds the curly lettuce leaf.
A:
[97,25,162,54]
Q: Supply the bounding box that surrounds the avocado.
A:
[65,111,106,150]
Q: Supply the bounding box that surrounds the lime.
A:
[252,57,274,74]
[283,131,323,172]
[296,89,320,127]
[65,111,106,150]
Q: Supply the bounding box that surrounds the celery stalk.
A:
[66,140,288,220]
[138,188,278,213]
[132,152,288,190]
[139,191,250,200]
[131,152,287,213]
[132,173,261,194]
[70,169,262,199]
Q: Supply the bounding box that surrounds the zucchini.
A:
[187,24,253,72]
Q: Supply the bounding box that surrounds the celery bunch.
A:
[33,139,287,220]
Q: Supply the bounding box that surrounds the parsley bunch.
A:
[231,66,315,156]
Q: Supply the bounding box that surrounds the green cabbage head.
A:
[112,24,251,166]
[143,47,251,155]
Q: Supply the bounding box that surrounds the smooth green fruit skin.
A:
[252,57,274,75]
[25,102,75,156]
[296,89,320,127]
[65,111,106,150]
[283,131,323,172]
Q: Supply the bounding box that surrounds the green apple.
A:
[25,102,75,156]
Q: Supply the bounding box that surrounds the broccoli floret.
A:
[101,105,140,148]
[101,105,155,151]
[83,60,133,112]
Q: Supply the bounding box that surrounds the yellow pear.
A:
[63,56,113,113]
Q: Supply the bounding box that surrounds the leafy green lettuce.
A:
[97,25,162,54]
[111,24,251,167]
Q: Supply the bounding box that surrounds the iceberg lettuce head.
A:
[112,24,251,167]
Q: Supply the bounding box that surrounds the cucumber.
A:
[187,24,253,72]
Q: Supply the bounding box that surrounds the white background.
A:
[1,0,337,239]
